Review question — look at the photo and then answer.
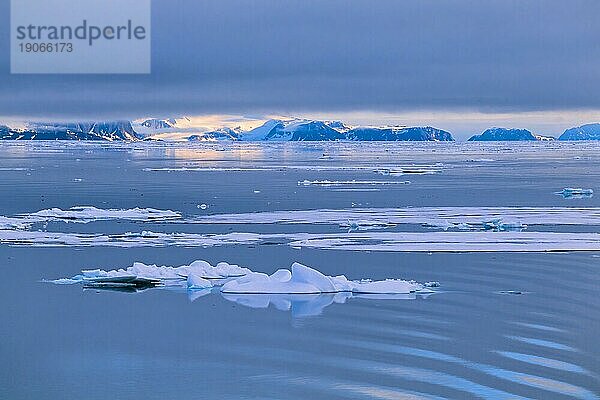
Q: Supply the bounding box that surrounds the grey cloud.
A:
[0,0,598,119]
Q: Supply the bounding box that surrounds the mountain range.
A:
[0,121,139,141]
[0,118,599,142]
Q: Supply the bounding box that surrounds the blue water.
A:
[0,141,599,399]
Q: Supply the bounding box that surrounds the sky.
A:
[0,0,599,140]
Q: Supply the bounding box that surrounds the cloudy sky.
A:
[0,0,598,139]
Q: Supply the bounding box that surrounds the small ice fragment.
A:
[197,204,209,210]
[557,188,594,199]
[253,190,261,193]
[424,281,441,288]
[187,274,213,290]
[351,279,424,294]
[49,278,80,285]
[482,219,526,232]
[497,290,526,295]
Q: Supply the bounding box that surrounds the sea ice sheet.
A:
[188,207,600,230]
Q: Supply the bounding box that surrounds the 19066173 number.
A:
[19,42,73,53]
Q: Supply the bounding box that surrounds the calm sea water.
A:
[0,141,599,399]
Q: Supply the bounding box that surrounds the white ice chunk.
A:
[25,206,181,223]
[220,263,426,295]
[351,279,423,294]
[187,274,213,290]
[299,180,410,186]
[557,188,594,199]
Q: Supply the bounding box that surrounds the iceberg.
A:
[51,261,431,295]
[48,260,436,316]
[187,274,213,290]
[49,259,435,305]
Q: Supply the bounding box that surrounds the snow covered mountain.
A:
[241,119,345,141]
[346,126,454,141]
[468,127,541,141]
[4,117,598,142]
[241,119,453,141]
[0,121,140,141]
[559,123,600,140]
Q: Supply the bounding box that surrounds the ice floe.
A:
[0,230,262,247]
[375,167,441,175]
[0,206,181,230]
[24,206,181,223]
[189,207,600,229]
[48,260,436,315]
[298,180,410,186]
[1,206,599,252]
[143,164,444,174]
[5,229,599,251]
[556,188,594,199]
[286,232,600,252]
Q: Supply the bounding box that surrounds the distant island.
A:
[468,127,554,141]
[1,117,599,142]
[558,123,600,141]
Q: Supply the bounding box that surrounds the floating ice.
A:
[298,180,410,186]
[51,260,430,295]
[481,219,527,232]
[221,263,426,295]
[0,230,262,248]
[0,206,182,230]
[3,229,600,251]
[48,260,436,315]
[375,167,441,175]
[341,219,395,232]
[187,274,213,289]
[286,231,600,252]
[190,207,600,229]
[557,188,594,199]
[25,206,181,223]
[144,164,443,173]
[54,260,251,287]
